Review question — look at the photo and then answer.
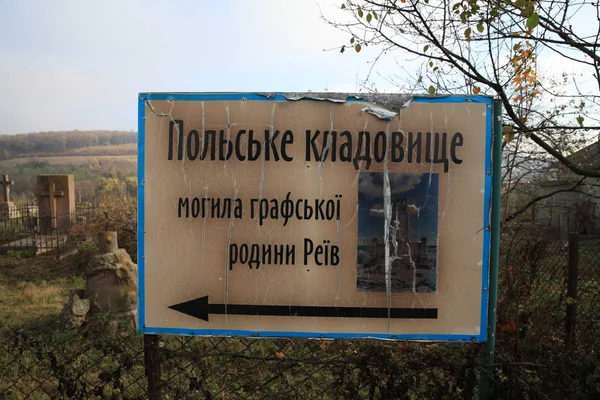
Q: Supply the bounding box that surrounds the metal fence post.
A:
[566,233,579,349]
[56,215,60,258]
[480,99,503,399]
[144,334,162,399]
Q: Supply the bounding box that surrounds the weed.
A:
[6,249,36,259]
[77,242,98,253]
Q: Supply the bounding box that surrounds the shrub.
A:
[72,194,137,262]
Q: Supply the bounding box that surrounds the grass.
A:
[0,255,85,329]
[0,249,149,400]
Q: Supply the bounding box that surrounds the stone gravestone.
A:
[0,174,19,220]
[36,175,76,233]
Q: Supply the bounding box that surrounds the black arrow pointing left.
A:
[168,296,438,322]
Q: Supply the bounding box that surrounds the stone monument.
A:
[60,231,138,330]
[36,175,75,233]
[0,174,19,219]
[59,289,90,330]
[85,231,138,326]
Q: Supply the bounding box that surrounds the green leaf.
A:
[429,61,434,68]
[350,37,355,44]
[358,8,363,18]
[428,85,436,94]
[341,3,346,9]
[576,116,584,126]
[566,297,577,305]
[372,10,378,19]
[366,13,372,23]
[423,44,430,52]
[526,12,539,29]
[464,27,472,40]
[355,44,362,53]
[477,23,484,33]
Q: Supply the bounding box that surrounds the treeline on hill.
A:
[0,130,137,160]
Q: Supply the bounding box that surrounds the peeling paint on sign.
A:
[361,106,398,120]
[138,92,493,341]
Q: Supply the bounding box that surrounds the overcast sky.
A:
[1,1,589,135]
[0,0,404,134]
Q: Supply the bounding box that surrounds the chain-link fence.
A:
[2,233,599,399]
[1,320,483,400]
[575,238,600,347]
[2,322,599,399]
[497,233,600,354]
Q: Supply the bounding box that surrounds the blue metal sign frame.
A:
[137,93,494,341]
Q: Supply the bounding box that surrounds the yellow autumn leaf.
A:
[502,125,515,142]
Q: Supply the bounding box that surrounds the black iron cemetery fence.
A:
[1,234,599,399]
[0,204,38,244]
[0,203,96,257]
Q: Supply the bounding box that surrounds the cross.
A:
[1,174,14,203]
[41,181,65,229]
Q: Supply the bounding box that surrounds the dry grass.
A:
[0,255,85,329]
[19,281,63,302]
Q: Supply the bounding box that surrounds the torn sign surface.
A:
[138,93,493,341]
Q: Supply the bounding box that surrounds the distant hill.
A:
[0,130,137,160]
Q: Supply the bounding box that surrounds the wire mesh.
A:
[497,235,600,353]
[0,322,483,400]
[576,239,600,347]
